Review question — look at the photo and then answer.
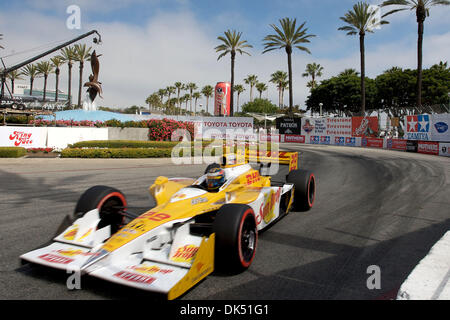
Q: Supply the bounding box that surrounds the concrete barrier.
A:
[107,127,149,141]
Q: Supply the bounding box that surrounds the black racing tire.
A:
[213,204,258,273]
[286,169,316,212]
[74,185,127,235]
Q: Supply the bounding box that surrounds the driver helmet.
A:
[206,167,226,191]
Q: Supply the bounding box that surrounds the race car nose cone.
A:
[80,249,109,273]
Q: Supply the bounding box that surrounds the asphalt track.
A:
[0,144,449,300]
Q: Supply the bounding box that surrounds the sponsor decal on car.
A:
[39,253,74,264]
[258,189,281,225]
[113,271,156,285]
[171,245,199,263]
[128,265,174,275]
[55,249,98,257]
[191,197,208,205]
[245,171,260,185]
[63,226,78,240]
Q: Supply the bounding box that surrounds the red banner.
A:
[388,139,407,151]
[284,135,305,143]
[362,137,384,148]
[418,141,439,155]
[352,116,378,137]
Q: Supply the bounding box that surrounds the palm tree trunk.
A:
[236,94,240,113]
[11,79,14,94]
[206,97,210,115]
[43,75,48,101]
[77,62,83,108]
[30,78,34,96]
[230,52,235,117]
[416,20,424,107]
[68,63,72,108]
[286,48,293,114]
[278,86,281,107]
[359,33,366,116]
[55,69,59,102]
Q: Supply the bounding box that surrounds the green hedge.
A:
[61,148,174,158]
[0,147,27,158]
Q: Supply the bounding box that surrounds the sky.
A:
[1,0,449,111]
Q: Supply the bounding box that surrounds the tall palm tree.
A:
[280,79,289,108]
[37,61,54,101]
[201,85,214,115]
[157,88,167,103]
[381,0,450,107]
[182,93,191,114]
[50,56,64,102]
[174,82,184,111]
[73,43,92,108]
[21,64,39,97]
[255,82,268,99]
[270,70,288,107]
[186,82,198,113]
[215,29,252,117]
[263,18,316,114]
[338,2,388,115]
[166,86,176,104]
[192,92,202,116]
[233,84,245,113]
[145,93,161,112]
[59,46,76,107]
[302,62,324,90]
[6,70,23,94]
[244,74,258,102]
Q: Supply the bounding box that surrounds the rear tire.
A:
[74,185,127,234]
[287,169,316,211]
[213,204,258,273]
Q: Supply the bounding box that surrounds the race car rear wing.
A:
[223,148,299,172]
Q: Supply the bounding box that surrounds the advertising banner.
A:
[405,114,431,141]
[301,117,327,137]
[386,139,407,151]
[406,140,418,153]
[439,142,450,157]
[361,137,384,148]
[276,117,302,135]
[430,114,450,142]
[417,141,439,155]
[310,136,320,144]
[326,117,352,137]
[319,136,331,145]
[197,117,254,140]
[259,134,280,142]
[214,82,231,116]
[0,126,47,148]
[352,116,378,137]
[283,135,305,143]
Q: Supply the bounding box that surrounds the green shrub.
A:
[60,148,174,158]
[0,147,27,158]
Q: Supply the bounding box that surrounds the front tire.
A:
[213,204,258,272]
[74,185,127,234]
[287,169,316,211]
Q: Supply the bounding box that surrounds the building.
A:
[12,82,71,102]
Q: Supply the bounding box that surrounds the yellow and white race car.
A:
[20,150,316,299]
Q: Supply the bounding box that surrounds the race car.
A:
[20,149,316,299]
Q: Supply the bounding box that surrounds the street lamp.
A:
[319,103,323,117]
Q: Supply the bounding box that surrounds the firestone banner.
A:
[326,117,352,137]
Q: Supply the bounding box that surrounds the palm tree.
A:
[233,84,245,113]
[302,62,324,90]
[50,56,64,102]
[21,64,39,96]
[381,0,450,107]
[192,92,202,116]
[263,18,316,114]
[280,79,289,108]
[201,85,214,115]
[255,82,268,99]
[244,74,258,102]
[215,29,252,116]
[270,70,288,107]
[339,68,360,76]
[166,86,176,104]
[174,82,184,111]
[157,88,167,103]
[73,43,92,108]
[182,93,191,114]
[338,2,388,115]
[59,46,76,107]
[186,82,198,113]
[36,61,54,101]
[6,70,23,94]
[145,93,161,112]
